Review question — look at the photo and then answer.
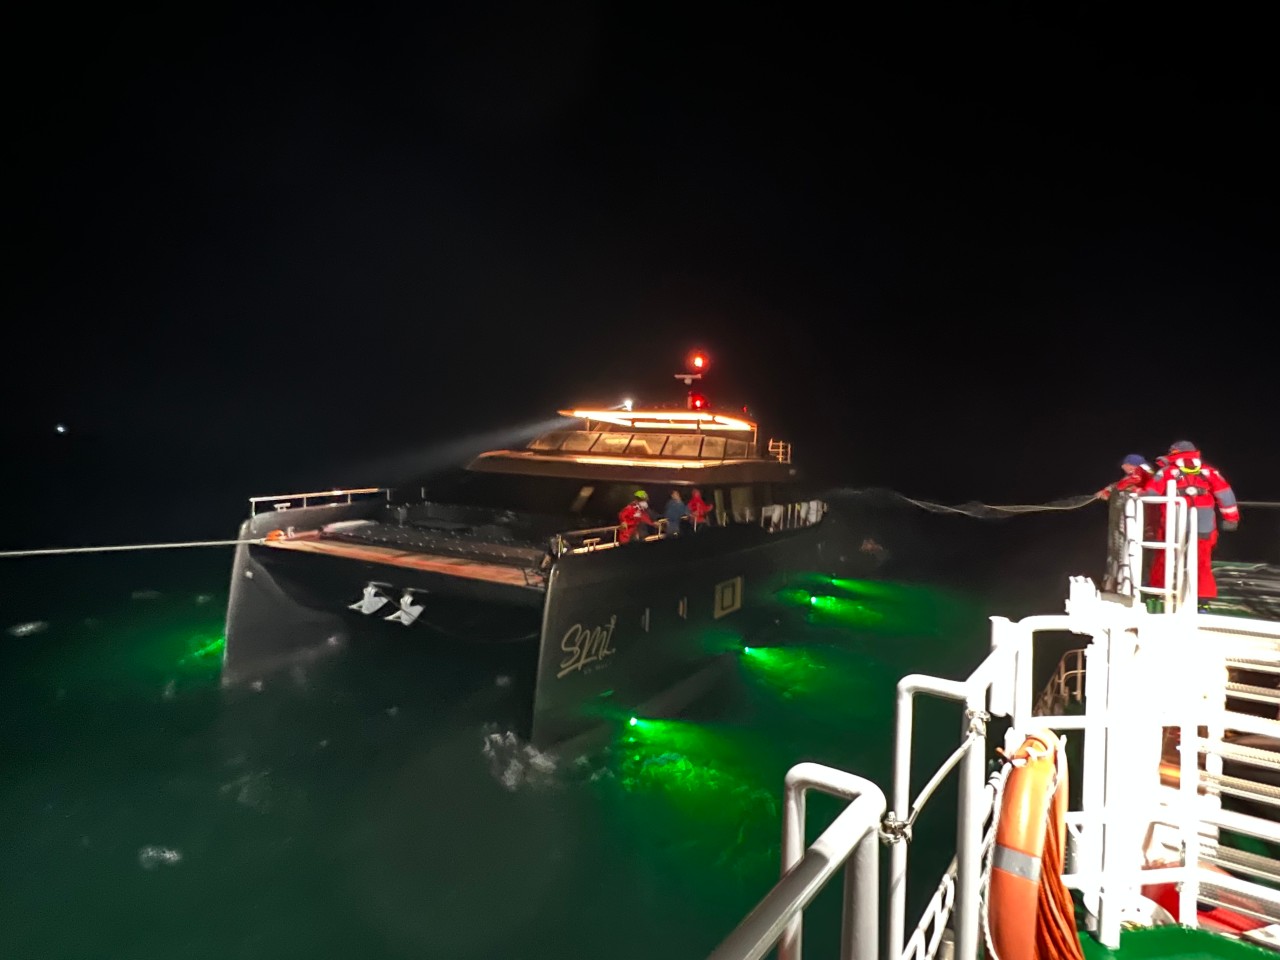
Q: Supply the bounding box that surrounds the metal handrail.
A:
[760,500,828,533]
[249,487,385,516]
[1033,648,1086,717]
[708,764,884,960]
[886,677,991,960]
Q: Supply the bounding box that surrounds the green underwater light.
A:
[173,632,226,670]
[629,716,639,726]
[773,574,969,637]
[739,643,889,721]
[186,635,226,661]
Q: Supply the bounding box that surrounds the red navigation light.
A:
[688,350,708,371]
[688,392,708,410]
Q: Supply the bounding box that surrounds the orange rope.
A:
[1034,767,1086,960]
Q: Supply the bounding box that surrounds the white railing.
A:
[1033,647,1086,717]
[712,479,1280,960]
[249,487,385,516]
[760,500,828,533]
[1108,482,1197,612]
[553,499,826,555]
[707,765,885,960]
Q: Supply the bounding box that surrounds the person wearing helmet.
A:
[1146,441,1241,606]
[618,490,658,544]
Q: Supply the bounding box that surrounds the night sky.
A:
[6,7,1276,545]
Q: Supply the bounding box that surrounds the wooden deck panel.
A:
[263,537,545,589]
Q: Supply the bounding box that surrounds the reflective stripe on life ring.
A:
[991,843,1042,883]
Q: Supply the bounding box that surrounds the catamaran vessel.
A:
[223,352,850,750]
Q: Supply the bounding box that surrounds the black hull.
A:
[224,505,838,752]
[530,524,829,749]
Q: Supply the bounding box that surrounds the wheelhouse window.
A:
[724,438,751,459]
[560,431,602,452]
[626,434,669,456]
[701,436,727,459]
[665,435,703,457]
[528,431,570,451]
[592,434,634,454]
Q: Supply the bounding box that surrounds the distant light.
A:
[622,398,633,411]
[55,424,67,434]
[628,716,638,726]
[743,646,753,653]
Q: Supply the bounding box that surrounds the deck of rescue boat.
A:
[259,499,560,583]
[259,532,548,589]
[327,514,551,568]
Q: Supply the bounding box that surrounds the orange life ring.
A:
[264,529,287,541]
[986,730,1084,960]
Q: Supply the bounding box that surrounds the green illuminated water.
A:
[1,550,1000,959]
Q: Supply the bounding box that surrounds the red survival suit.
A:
[618,497,657,544]
[1146,447,1240,600]
[686,490,712,529]
[1098,457,1154,500]
[1099,459,1159,541]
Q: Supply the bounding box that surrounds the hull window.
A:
[713,577,743,619]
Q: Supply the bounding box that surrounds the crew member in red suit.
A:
[1097,453,1153,500]
[1146,441,1240,605]
[686,487,713,530]
[1099,454,1160,557]
[618,490,657,544]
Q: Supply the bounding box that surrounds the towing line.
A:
[6,496,1270,560]
[0,538,266,559]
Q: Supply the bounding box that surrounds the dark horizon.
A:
[6,7,1276,547]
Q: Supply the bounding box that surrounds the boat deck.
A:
[261,536,546,590]
[1080,924,1277,957]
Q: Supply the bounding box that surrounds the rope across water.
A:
[7,489,1269,560]
[0,538,264,558]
